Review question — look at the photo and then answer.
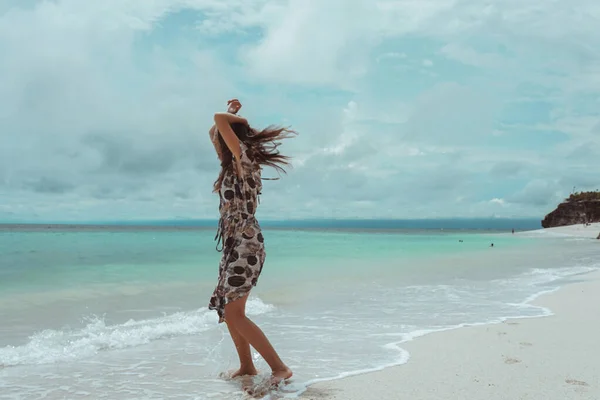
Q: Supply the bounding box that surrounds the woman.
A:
[208,98,296,386]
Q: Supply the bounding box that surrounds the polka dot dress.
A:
[209,142,265,323]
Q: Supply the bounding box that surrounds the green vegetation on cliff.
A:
[566,190,600,202]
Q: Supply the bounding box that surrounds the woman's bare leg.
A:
[225,295,258,377]
[224,294,292,383]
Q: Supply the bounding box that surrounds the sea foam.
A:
[0,297,274,367]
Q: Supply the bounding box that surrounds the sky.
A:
[1,0,599,222]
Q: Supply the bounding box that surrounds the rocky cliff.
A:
[542,191,600,228]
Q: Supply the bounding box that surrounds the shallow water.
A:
[0,227,598,399]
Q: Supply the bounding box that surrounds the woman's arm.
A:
[214,112,247,125]
[213,113,247,175]
[213,113,247,160]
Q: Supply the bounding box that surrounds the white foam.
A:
[0,297,274,367]
[246,297,276,315]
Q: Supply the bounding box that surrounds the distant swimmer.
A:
[490,243,494,247]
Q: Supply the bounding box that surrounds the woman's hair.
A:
[213,122,297,192]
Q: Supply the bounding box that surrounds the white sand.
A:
[525,222,600,239]
[300,226,600,400]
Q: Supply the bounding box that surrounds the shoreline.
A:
[299,225,600,400]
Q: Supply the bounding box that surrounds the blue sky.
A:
[0,0,598,222]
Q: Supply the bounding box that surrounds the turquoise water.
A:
[1,226,598,399]
[0,227,524,295]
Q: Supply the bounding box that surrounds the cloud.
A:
[239,0,379,88]
[376,52,407,63]
[566,141,599,161]
[1,0,600,222]
[22,177,75,194]
[402,82,500,145]
[440,43,506,68]
[489,161,526,178]
[506,180,565,208]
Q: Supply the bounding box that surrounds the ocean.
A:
[1,221,599,399]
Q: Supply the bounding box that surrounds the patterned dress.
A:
[209,141,266,323]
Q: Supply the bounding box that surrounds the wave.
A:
[0,297,274,367]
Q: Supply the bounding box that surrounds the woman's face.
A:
[227,99,242,114]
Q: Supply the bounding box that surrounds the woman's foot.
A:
[270,367,293,386]
[231,367,258,379]
[243,369,292,398]
[242,367,293,399]
[220,367,258,379]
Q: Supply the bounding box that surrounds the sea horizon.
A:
[0,217,542,231]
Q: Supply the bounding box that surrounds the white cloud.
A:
[376,52,407,63]
[1,0,600,222]
[402,82,501,144]
[507,180,564,208]
[239,0,379,87]
[440,43,505,68]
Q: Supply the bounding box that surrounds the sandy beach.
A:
[301,225,600,400]
[527,222,600,239]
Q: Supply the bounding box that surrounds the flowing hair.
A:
[213,122,297,192]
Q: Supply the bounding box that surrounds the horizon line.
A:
[0,217,543,231]
[0,216,542,224]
